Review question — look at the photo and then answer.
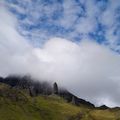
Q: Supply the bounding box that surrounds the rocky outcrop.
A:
[0,75,52,96]
[53,82,58,94]
[71,96,76,104]
[58,89,95,108]
[98,105,109,110]
[0,75,95,108]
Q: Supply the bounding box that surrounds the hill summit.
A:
[0,75,120,120]
[0,75,94,108]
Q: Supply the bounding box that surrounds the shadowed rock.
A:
[0,75,95,108]
[53,82,58,94]
[71,96,76,104]
[59,89,95,108]
[98,105,109,110]
[0,75,52,96]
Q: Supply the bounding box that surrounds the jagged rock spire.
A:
[71,96,76,105]
[53,82,58,94]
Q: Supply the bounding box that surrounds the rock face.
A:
[71,96,76,104]
[0,75,52,96]
[0,75,95,108]
[53,82,58,94]
[98,105,109,110]
[59,89,95,108]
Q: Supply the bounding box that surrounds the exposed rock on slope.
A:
[0,75,94,107]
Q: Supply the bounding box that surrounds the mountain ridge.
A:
[0,75,95,108]
[0,75,120,120]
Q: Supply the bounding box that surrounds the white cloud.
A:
[40,38,120,107]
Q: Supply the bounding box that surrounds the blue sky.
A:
[5,0,120,51]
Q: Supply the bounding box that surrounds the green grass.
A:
[0,83,120,120]
[90,110,115,120]
[0,83,82,120]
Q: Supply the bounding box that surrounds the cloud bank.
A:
[0,2,120,107]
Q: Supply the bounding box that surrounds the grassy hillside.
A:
[0,83,120,120]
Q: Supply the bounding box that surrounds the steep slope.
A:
[0,75,94,108]
[0,83,83,120]
[0,82,120,120]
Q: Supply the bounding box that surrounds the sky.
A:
[0,0,120,107]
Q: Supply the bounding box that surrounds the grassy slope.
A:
[0,83,120,120]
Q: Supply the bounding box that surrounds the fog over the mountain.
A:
[0,1,120,107]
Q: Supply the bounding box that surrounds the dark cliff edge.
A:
[0,75,96,108]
